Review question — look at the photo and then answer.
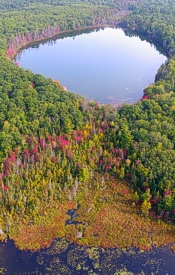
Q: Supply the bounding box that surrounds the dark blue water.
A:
[1,239,175,274]
[15,27,167,105]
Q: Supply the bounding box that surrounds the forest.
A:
[0,0,175,251]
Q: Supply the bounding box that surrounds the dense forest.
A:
[1,0,175,252]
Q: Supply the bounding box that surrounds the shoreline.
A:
[9,23,168,106]
[9,24,115,93]
[9,24,114,61]
[10,24,169,61]
[1,174,175,252]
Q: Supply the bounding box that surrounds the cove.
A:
[14,27,167,105]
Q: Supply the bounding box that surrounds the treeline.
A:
[0,0,132,53]
[0,0,139,11]
[122,0,175,56]
[6,9,130,59]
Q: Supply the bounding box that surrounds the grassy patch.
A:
[70,177,175,250]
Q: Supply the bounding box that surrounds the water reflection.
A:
[14,27,167,105]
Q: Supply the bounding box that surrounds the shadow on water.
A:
[1,238,175,274]
[13,28,99,62]
[123,29,167,57]
[14,26,166,64]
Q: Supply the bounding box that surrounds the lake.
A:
[14,27,167,105]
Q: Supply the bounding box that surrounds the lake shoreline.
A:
[9,24,114,61]
[12,26,167,106]
[9,24,169,62]
[9,24,117,94]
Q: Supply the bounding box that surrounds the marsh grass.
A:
[4,174,175,251]
[71,176,175,250]
[9,200,76,251]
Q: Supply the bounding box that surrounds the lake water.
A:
[1,238,175,274]
[15,27,167,105]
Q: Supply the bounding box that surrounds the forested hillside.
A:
[0,0,175,251]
